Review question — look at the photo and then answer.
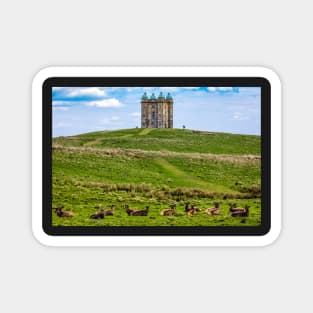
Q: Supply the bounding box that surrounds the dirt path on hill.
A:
[153,157,232,192]
[138,128,154,136]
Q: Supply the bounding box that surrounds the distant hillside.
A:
[53,128,260,155]
[52,128,261,227]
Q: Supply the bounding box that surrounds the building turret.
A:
[141,92,148,100]
[166,93,173,128]
[158,92,165,99]
[166,92,173,100]
[141,92,150,128]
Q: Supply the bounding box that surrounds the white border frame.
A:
[32,67,281,247]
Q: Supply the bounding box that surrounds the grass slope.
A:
[54,128,260,155]
[52,128,261,226]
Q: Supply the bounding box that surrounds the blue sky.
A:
[52,86,261,137]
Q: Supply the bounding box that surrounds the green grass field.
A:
[52,128,261,226]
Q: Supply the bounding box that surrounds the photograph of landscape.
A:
[52,86,261,227]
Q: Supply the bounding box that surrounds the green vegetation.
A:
[52,128,261,226]
[54,128,260,155]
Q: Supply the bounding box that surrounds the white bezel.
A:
[32,66,281,247]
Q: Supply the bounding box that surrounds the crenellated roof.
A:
[141,92,173,102]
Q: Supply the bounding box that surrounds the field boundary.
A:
[53,145,260,165]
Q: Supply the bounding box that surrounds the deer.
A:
[90,209,105,219]
[160,204,176,216]
[205,202,221,215]
[124,204,135,216]
[103,204,115,216]
[130,206,149,216]
[54,206,75,217]
[229,203,246,213]
[231,205,250,217]
[191,205,201,213]
[90,205,115,219]
[184,202,194,215]
[185,202,201,216]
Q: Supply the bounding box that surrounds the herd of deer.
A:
[53,202,249,219]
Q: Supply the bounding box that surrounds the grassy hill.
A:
[54,128,261,155]
[52,128,261,227]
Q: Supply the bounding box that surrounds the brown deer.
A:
[191,205,201,212]
[161,204,176,216]
[130,206,149,216]
[231,205,250,217]
[184,202,194,215]
[185,203,201,216]
[229,203,246,213]
[124,205,135,216]
[103,204,115,216]
[90,209,105,219]
[205,202,221,215]
[54,206,75,217]
[90,205,116,219]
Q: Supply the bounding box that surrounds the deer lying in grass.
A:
[205,202,221,215]
[131,206,149,216]
[185,202,193,215]
[124,205,149,216]
[90,205,115,219]
[124,205,135,216]
[229,203,245,213]
[90,209,105,219]
[230,204,250,217]
[185,202,201,216]
[54,206,75,217]
[103,204,115,216]
[161,204,176,216]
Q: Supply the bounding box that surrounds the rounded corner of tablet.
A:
[255,66,282,88]
[31,222,55,247]
[32,67,59,89]
[258,222,282,247]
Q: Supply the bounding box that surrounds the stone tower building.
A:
[141,92,173,128]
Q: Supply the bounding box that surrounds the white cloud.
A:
[53,107,69,111]
[126,87,143,92]
[52,101,70,110]
[218,87,234,91]
[208,87,235,92]
[160,87,200,92]
[232,112,249,120]
[86,98,123,108]
[141,87,201,95]
[68,87,106,98]
[208,87,216,92]
[160,87,179,92]
[181,87,200,90]
[52,101,69,106]
[130,112,141,117]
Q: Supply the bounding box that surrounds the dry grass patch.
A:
[53,145,260,165]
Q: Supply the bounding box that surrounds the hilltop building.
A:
[141,92,173,128]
